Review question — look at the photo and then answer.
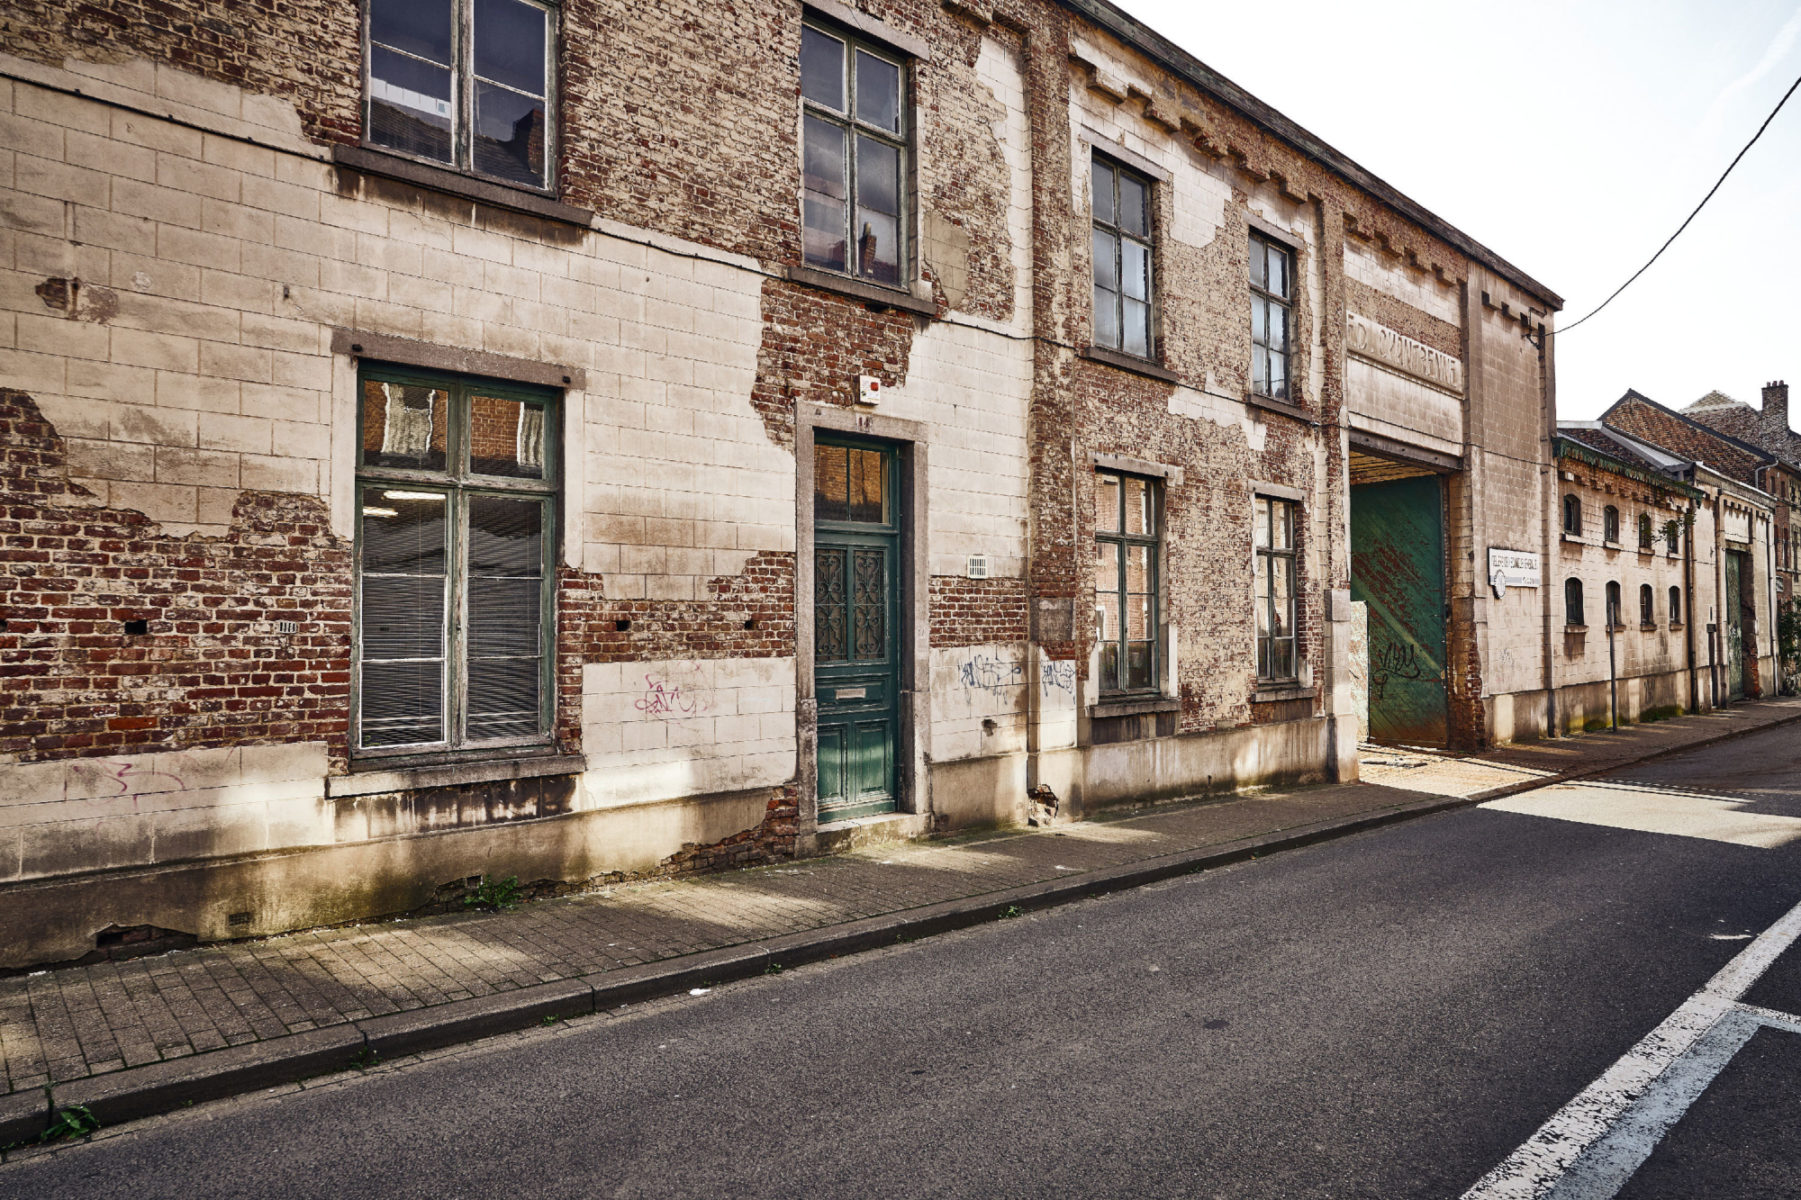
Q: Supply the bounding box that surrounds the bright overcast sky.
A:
[1114,0,1801,422]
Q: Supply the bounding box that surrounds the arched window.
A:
[1640,583,1654,626]
[1606,580,1622,627]
[1666,519,1680,554]
[1604,506,1620,544]
[1563,494,1582,535]
[1638,513,1653,551]
[1565,578,1585,626]
[1670,586,1682,625]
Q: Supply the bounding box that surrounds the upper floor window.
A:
[1606,580,1622,628]
[355,364,559,755]
[1603,505,1620,544]
[801,22,908,287]
[1640,583,1654,626]
[1092,157,1154,358]
[1563,494,1582,535]
[1249,231,1292,400]
[1669,585,1683,626]
[1638,513,1653,552]
[1565,578,1585,626]
[1666,519,1681,554]
[1255,496,1299,681]
[366,0,557,190]
[1094,470,1160,694]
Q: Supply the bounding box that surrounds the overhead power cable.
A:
[1557,68,1801,335]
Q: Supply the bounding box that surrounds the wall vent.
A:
[966,555,990,579]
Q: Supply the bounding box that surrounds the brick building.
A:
[1597,390,1782,700]
[0,0,1559,964]
[1684,382,1801,616]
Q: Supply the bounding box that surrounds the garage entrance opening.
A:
[1350,453,1450,746]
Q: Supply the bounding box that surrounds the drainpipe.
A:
[1684,497,1699,714]
[1539,327,1559,739]
[1607,612,1619,731]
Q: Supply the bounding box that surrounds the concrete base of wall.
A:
[1076,716,1332,816]
[1554,668,1692,735]
[0,784,775,970]
[931,753,1029,830]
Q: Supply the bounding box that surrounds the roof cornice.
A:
[1056,0,1564,309]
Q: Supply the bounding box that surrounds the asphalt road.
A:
[7,725,1801,1199]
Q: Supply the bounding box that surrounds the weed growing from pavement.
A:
[463,875,522,912]
[764,962,785,975]
[998,905,1022,920]
[351,1046,380,1071]
[38,1106,98,1144]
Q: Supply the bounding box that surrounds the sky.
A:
[1113,0,1801,422]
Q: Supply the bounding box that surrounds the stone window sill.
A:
[333,145,595,228]
[1602,540,1622,550]
[1244,391,1314,423]
[1561,532,1586,544]
[1081,344,1180,384]
[329,751,587,798]
[1252,683,1316,703]
[784,265,938,316]
[1640,624,1659,631]
[1091,694,1180,719]
[1565,623,1588,633]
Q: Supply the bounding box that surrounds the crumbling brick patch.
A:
[751,277,919,448]
[576,550,797,665]
[930,575,1028,647]
[0,390,353,765]
[0,0,361,144]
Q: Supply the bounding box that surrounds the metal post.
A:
[1608,619,1619,732]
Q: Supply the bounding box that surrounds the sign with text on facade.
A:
[1488,548,1541,597]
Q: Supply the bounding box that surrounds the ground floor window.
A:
[1255,495,1298,681]
[1094,469,1160,693]
[354,364,559,754]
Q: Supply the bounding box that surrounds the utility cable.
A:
[1558,68,1801,334]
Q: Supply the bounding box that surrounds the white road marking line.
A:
[1480,782,1801,849]
[1461,895,1801,1200]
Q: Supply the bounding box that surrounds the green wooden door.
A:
[1351,474,1449,745]
[814,438,900,821]
[1726,549,1748,700]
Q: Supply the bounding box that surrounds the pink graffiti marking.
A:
[633,675,704,718]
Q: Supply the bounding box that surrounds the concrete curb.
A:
[9,703,1797,1151]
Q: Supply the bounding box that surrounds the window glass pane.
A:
[1093,285,1119,349]
[473,0,546,95]
[801,27,845,109]
[363,380,449,471]
[855,50,901,133]
[469,577,540,656]
[1123,299,1149,358]
[469,394,548,478]
[371,0,452,64]
[466,658,540,740]
[362,575,446,659]
[1249,234,1266,289]
[1099,640,1120,693]
[814,443,849,522]
[368,48,453,163]
[1269,637,1294,681]
[360,489,447,574]
[1251,299,1266,347]
[1095,591,1120,643]
[816,547,847,661]
[1118,172,1147,237]
[1125,544,1151,594]
[1123,475,1149,536]
[852,548,885,660]
[1272,500,1292,549]
[1267,304,1286,352]
[1268,349,1287,400]
[1268,244,1288,298]
[1092,229,1118,291]
[1091,159,1114,226]
[1252,346,1268,396]
[847,447,886,523]
[1096,472,1121,533]
[1255,499,1271,550]
[1122,239,1149,302]
[1094,540,1118,593]
[361,660,444,747]
[857,136,900,216]
[473,83,548,186]
[1270,559,1292,623]
[468,495,543,576]
[1126,641,1153,690]
[803,116,848,272]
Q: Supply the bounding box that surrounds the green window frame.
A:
[800,20,910,286]
[1255,495,1299,682]
[1091,155,1155,358]
[1249,231,1292,401]
[1093,469,1160,694]
[354,363,559,757]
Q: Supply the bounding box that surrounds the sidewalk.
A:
[4,697,1799,1147]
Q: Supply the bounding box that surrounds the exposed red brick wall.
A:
[930,575,1028,647]
[579,550,797,665]
[751,277,920,447]
[0,390,353,765]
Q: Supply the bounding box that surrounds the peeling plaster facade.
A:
[0,0,1564,965]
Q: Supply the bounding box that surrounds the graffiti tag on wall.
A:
[634,674,711,718]
[958,654,1026,696]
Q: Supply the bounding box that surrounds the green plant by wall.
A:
[463,875,522,912]
[1779,598,1801,694]
[39,1105,99,1143]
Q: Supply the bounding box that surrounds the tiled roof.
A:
[1600,390,1770,487]
[1558,426,1668,474]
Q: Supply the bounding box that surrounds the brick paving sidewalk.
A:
[4,695,1798,1100]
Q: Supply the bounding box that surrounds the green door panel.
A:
[1351,474,1449,746]
[1726,549,1747,700]
[815,439,900,821]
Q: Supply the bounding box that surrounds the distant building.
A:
[1682,382,1801,612]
